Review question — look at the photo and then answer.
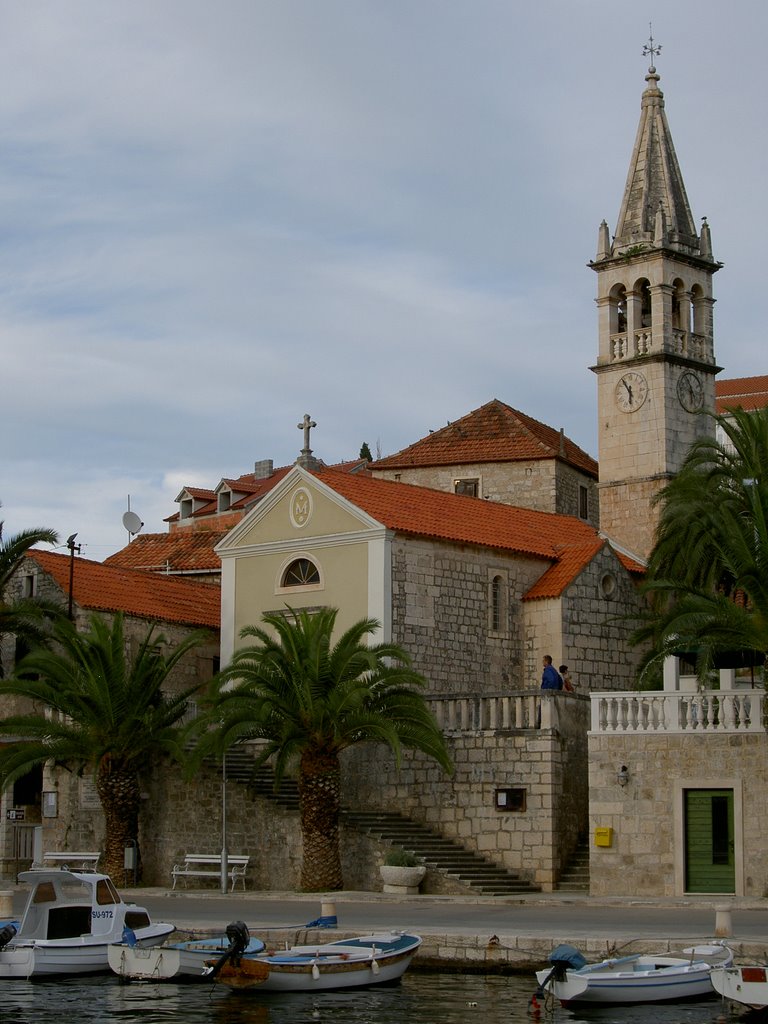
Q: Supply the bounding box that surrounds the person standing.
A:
[541,655,562,690]
[559,665,574,692]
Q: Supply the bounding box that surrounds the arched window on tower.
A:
[672,278,691,333]
[639,279,652,328]
[691,284,706,336]
[610,284,627,335]
[281,558,320,587]
[488,572,508,635]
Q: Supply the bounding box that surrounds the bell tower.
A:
[591,38,721,561]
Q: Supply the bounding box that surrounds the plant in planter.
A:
[379,848,426,894]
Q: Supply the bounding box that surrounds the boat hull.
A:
[108,936,266,982]
[0,925,174,980]
[711,965,768,1010]
[536,944,733,1006]
[214,932,421,992]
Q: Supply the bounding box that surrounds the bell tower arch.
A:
[590,45,721,561]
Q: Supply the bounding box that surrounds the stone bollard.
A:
[714,903,733,938]
[0,890,13,919]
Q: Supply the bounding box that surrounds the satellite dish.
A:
[122,510,143,536]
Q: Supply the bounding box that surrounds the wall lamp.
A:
[617,765,630,787]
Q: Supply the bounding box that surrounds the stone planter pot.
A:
[379,864,426,895]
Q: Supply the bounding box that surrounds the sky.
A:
[1,1,765,560]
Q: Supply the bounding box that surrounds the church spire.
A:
[610,41,702,258]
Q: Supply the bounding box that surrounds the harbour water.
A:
[0,972,740,1024]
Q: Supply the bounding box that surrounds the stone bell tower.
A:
[590,38,721,561]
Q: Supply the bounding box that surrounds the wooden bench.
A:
[171,854,249,892]
[43,851,101,871]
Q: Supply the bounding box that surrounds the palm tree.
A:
[0,611,209,879]
[633,406,768,678]
[0,511,59,676]
[194,606,452,892]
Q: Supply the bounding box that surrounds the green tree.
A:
[194,607,452,891]
[633,406,768,678]
[0,512,59,676]
[359,441,373,462]
[0,612,209,880]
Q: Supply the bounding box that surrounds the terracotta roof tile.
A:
[716,375,768,414]
[313,468,599,563]
[370,399,598,478]
[522,540,606,600]
[28,550,220,629]
[105,530,226,574]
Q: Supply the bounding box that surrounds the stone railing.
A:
[590,690,764,734]
[428,692,571,733]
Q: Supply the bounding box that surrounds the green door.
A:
[684,789,735,893]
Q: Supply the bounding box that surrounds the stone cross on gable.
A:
[296,413,321,469]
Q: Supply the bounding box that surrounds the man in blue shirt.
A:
[541,655,563,690]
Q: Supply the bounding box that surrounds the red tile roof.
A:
[312,468,600,564]
[370,399,598,478]
[716,375,768,414]
[105,530,227,574]
[28,550,220,629]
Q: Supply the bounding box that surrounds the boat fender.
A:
[122,926,137,947]
[0,923,16,950]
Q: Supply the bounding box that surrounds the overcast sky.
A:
[1,1,764,559]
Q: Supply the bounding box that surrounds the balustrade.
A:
[590,690,763,734]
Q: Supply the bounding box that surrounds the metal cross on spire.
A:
[642,23,662,72]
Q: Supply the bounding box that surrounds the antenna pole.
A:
[66,533,81,620]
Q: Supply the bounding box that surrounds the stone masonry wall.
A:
[373,459,598,527]
[343,693,590,890]
[589,730,768,898]
[390,537,546,694]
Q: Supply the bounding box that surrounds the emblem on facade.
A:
[290,487,312,528]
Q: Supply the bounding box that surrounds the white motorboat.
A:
[108,931,266,981]
[208,923,422,992]
[711,963,768,1011]
[534,941,733,1006]
[0,869,174,979]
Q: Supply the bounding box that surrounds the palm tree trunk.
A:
[298,748,342,891]
[96,760,142,884]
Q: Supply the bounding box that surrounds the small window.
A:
[455,478,479,497]
[218,491,231,512]
[579,485,589,521]
[179,498,193,519]
[491,576,503,632]
[495,788,527,812]
[282,558,320,587]
[22,574,36,598]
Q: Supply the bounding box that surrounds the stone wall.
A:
[589,729,768,898]
[372,458,598,527]
[390,536,546,694]
[343,693,590,890]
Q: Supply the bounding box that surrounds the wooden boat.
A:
[209,924,421,992]
[534,942,733,1006]
[108,932,266,981]
[0,869,174,979]
[711,964,768,1010]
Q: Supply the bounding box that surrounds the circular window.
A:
[599,573,617,599]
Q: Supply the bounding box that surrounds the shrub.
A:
[383,848,420,867]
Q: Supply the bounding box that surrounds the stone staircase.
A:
[556,837,590,892]
[215,748,540,896]
[341,808,540,896]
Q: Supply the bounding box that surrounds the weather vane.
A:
[642,23,662,71]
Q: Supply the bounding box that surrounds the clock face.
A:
[677,370,704,412]
[615,371,648,413]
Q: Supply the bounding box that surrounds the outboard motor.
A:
[531,944,587,1006]
[0,923,17,950]
[206,920,250,979]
